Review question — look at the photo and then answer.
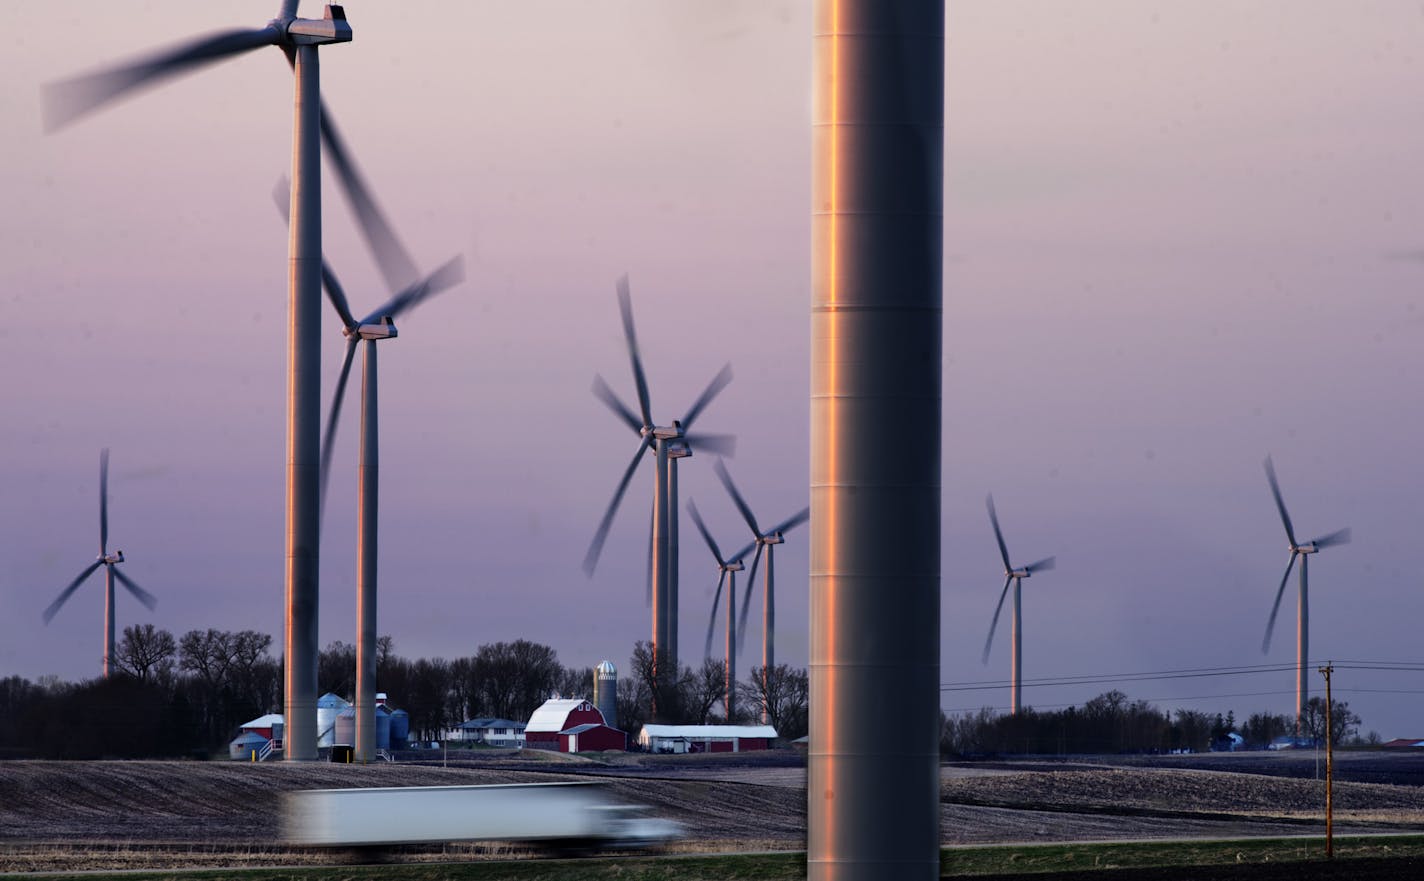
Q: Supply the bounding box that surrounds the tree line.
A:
[940,690,1369,756]
[0,626,809,758]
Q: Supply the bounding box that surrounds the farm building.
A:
[639,724,778,753]
[1383,739,1424,749]
[316,693,350,748]
[447,717,526,747]
[524,697,625,752]
[559,723,626,752]
[237,713,284,742]
[229,731,269,761]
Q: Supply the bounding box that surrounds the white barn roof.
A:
[240,713,284,729]
[526,698,598,733]
[640,724,778,740]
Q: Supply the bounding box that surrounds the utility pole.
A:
[1318,661,1334,859]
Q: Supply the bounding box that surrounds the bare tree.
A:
[318,640,356,698]
[747,664,808,739]
[1301,696,1361,746]
[114,624,177,683]
[685,657,727,724]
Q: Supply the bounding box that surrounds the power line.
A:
[944,659,1424,693]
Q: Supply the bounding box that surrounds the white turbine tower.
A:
[687,498,745,721]
[1262,456,1351,731]
[980,494,1055,716]
[42,450,158,678]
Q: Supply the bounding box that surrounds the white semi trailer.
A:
[284,782,681,850]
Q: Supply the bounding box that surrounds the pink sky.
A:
[4,1,1423,737]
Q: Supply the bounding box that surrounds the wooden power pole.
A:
[1318,661,1334,859]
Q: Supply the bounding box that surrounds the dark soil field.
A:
[2,749,1423,873]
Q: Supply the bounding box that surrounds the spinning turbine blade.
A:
[273,176,355,328]
[681,363,733,429]
[583,436,653,575]
[713,459,761,537]
[98,448,110,555]
[43,26,281,132]
[1262,552,1298,654]
[316,101,421,293]
[1023,556,1056,574]
[705,570,727,659]
[592,374,643,434]
[319,338,360,517]
[737,544,765,650]
[646,502,654,607]
[113,568,157,611]
[615,277,653,429]
[982,575,1013,664]
[363,256,465,324]
[1312,528,1352,549]
[768,507,811,537]
[686,499,725,565]
[1263,456,1299,548]
[986,494,1012,572]
[685,433,737,457]
[43,561,104,624]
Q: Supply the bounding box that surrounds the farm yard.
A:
[2,750,1424,874]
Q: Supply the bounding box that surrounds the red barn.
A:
[524,697,607,750]
[558,722,627,753]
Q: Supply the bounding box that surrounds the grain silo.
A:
[593,660,618,729]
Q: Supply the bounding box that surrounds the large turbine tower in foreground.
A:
[1262,455,1351,730]
[809,2,944,877]
[45,1,353,760]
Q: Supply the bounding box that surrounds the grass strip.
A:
[14,837,1424,881]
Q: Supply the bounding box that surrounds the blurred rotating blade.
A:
[1311,528,1352,549]
[736,544,765,651]
[982,576,1014,664]
[44,26,281,132]
[686,498,725,565]
[986,494,1012,572]
[362,256,465,325]
[43,561,104,624]
[273,176,355,328]
[1263,456,1299,548]
[113,567,157,611]
[319,338,359,522]
[713,459,760,538]
[583,436,653,576]
[1023,556,1056,574]
[767,507,810,538]
[592,374,643,435]
[681,363,733,429]
[705,571,727,660]
[98,448,110,555]
[1262,552,1298,654]
[685,433,737,458]
[616,277,653,430]
[316,100,421,293]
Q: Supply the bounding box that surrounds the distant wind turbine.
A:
[1261,455,1351,730]
[981,494,1055,716]
[713,459,809,723]
[583,278,734,716]
[42,450,158,678]
[687,498,745,721]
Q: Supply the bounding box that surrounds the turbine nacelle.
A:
[1005,568,1029,579]
[761,532,785,547]
[285,6,352,46]
[1293,543,1318,555]
[723,560,745,572]
[101,551,124,564]
[354,316,398,341]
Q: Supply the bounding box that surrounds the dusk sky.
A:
[5,2,1423,737]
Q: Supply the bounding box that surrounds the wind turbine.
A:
[582,277,735,717]
[43,2,384,760]
[42,450,158,679]
[980,494,1055,716]
[272,180,462,764]
[1262,455,1351,731]
[713,459,810,723]
[687,499,744,721]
